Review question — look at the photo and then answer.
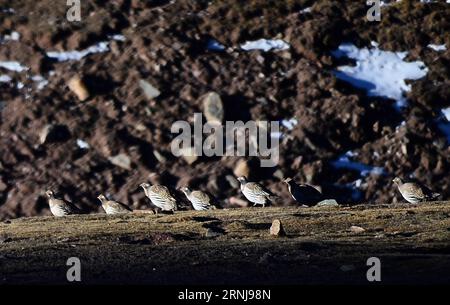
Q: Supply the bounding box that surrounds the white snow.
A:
[76,139,90,149]
[331,43,428,108]
[46,41,110,62]
[31,75,49,91]
[0,75,12,82]
[428,44,447,51]
[0,61,29,72]
[207,39,225,51]
[1,31,20,42]
[299,7,312,14]
[331,153,385,177]
[241,39,290,52]
[442,108,450,121]
[281,118,298,130]
[109,34,126,41]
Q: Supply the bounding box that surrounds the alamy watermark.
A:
[367,0,381,22]
[66,257,81,282]
[171,113,280,167]
[67,0,81,22]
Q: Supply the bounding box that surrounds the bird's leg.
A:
[253,203,257,207]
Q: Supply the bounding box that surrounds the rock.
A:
[270,219,286,236]
[179,147,198,165]
[108,153,132,170]
[228,196,248,207]
[225,175,239,189]
[233,159,250,178]
[39,124,71,144]
[350,226,366,233]
[153,150,166,163]
[67,76,89,101]
[316,199,339,207]
[139,80,160,100]
[0,178,7,192]
[201,91,224,124]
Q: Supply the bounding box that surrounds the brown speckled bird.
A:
[180,187,217,211]
[140,183,178,212]
[97,194,131,215]
[237,176,275,207]
[45,190,81,217]
[283,178,323,206]
[393,177,440,203]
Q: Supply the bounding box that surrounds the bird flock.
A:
[43,175,442,217]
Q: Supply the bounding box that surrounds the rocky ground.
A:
[0,0,449,219]
[1,202,450,284]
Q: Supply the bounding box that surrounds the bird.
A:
[393,177,440,203]
[45,190,81,217]
[283,178,323,206]
[236,176,276,207]
[97,194,132,215]
[180,187,217,210]
[140,183,178,213]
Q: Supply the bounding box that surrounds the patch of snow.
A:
[47,41,110,62]
[331,154,385,177]
[241,39,290,52]
[281,118,298,130]
[207,39,226,51]
[76,139,90,149]
[331,43,428,108]
[109,34,126,41]
[0,75,12,82]
[299,7,312,14]
[442,108,450,121]
[428,44,446,52]
[0,61,29,72]
[16,82,24,89]
[31,75,49,90]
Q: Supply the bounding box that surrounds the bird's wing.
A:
[403,183,426,199]
[248,183,272,196]
[110,200,132,211]
[152,185,176,202]
[193,191,211,203]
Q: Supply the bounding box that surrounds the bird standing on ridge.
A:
[140,183,178,213]
[97,194,132,214]
[180,187,217,210]
[45,190,81,216]
[393,177,440,203]
[237,176,276,207]
[283,178,323,206]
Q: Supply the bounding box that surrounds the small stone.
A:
[233,159,250,178]
[108,153,131,170]
[225,175,239,189]
[316,199,339,207]
[39,124,71,144]
[201,91,224,124]
[68,76,89,101]
[270,219,286,236]
[228,196,248,207]
[179,147,198,165]
[0,178,7,192]
[139,80,160,100]
[153,150,166,163]
[350,226,366,233]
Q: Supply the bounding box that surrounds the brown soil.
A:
[0,0,449,218]
[1,202,450,284]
